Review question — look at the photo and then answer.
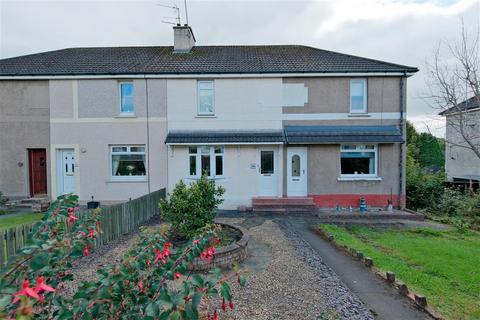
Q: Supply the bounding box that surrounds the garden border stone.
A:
[189,221,249,271]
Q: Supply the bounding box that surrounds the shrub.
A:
[160,176,225,239]
[0,193,244,319]
[0,191,7,205]
[406,155,445,210]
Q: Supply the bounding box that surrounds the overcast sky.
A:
[1,0,479,136]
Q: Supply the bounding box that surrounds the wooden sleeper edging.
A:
[314,227,444,320]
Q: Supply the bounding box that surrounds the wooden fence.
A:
[0,188,166,265]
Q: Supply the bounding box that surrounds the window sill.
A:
[116,113,137,118]
[107,178,148,183]
[348,113,370,118]
[185,176,227,181]
[195,115,216,118]
[337,176,382,181]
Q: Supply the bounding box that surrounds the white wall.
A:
[167,78,284,131]
[49,79,168,203]
[167,145,282,209]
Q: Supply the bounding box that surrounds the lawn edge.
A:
[314,225,444,320]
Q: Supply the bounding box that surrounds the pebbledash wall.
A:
[49,79,168,203]
[0,80,51,199]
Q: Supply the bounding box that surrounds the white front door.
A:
[287,147,308,196]
[257,148,278,196]
[57,149,76,195]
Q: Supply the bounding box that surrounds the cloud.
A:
[1,0,479,137]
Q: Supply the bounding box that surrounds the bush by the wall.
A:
[160,176,225,239]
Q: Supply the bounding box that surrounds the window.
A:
[350,79,367,113]
[260,151,274,174]
[189,146,224,178]
[111,145,146,179]
[120,82,134,114]
[340,144,377,176]
[197,81,215,115]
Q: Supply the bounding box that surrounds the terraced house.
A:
[0,25,417,210]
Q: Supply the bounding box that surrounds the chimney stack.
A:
[173,24,196,53]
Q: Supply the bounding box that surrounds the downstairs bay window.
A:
[111,145,146,179]
[189,146,224,178]
[340,144,377,178]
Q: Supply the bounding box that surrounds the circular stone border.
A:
[189,221,250,271]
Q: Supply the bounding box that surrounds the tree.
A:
[426,21,480,160]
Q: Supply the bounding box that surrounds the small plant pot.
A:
[87,201,100,209]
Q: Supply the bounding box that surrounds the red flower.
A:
[138,280,144,292]
[193,239,200,245]
[174,272,181,280]
[13,280,40,303]
[221,298,226,312]
[229,300,234,310]
[88,228,95,238]
[213,310,218,320]
[83,246,89,257]
[67,211,78,224]
[34,277,55,294]
[146,259,151,267]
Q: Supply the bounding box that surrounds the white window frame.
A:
[197,80,215,116]
[339,144,378,178]
[119,82,135,115]
[110,145,147,180]
[349,79,367,114]
[188,145,224,179]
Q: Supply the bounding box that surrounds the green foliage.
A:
[0,193,244,319]
[406,151,445,210]
[0,192,7,205]
[318,224,480,319]
[406,121,445,171]
[160,176,225,239]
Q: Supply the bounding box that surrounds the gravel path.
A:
[228,219,330,320]
[277,219,375,320]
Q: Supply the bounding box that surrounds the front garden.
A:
[318,224,480,320]
[0,176,245,319]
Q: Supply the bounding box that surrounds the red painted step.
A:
[252,197,316,213]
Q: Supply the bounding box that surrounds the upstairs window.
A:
[340,144,377,176]
[350,79,367,113]
[120,82,134,114]
[189,146,224,178]
[197,81,215,115]
[111,145,146,179]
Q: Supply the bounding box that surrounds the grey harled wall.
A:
[0,80,50,198]
[283,77,401,114]
[78,79,167,118]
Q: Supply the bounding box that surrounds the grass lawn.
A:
[0,213,43,230]
[318,224,480,320]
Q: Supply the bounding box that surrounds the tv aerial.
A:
[157,3,181,25]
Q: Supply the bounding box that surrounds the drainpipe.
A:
[144,77,152,216]
[398,74,406,209]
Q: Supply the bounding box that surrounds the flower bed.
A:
[189,221,249,271]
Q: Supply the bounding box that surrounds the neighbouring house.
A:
[0,25,418,210]
[439,95,480,190]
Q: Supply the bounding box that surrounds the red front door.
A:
[28,149,47,196]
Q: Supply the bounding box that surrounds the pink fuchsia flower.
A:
[174,272,181,280]
[83,246,89,257]
[34,277,55,294]
[88,228,95,238]
[138,280,144,292]
[229,299,234,310]
[13,280,40,303]
[213,310,218,320]
[221,298,226,312]
[193,239,200,245]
